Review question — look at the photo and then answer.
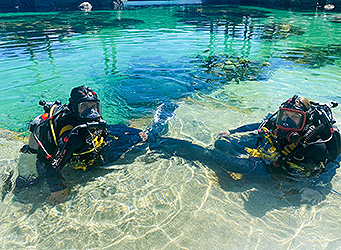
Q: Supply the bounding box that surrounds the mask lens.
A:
[77,101,101,119]
[276,108,306,131]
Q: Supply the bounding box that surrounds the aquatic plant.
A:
[193,54,270,83]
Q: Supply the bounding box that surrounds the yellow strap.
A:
[74,159,96,171]
[59,124,74,137]
[49,105,58,146]
[73,133,105,156]
[282,150,289,156]
[228,172,243,180]
[282,141,301,156]
[73,148,96,156]
[289,143,296,150]
[287,162,304,171]
[245,147,279,162]
[74,161,87,171]
[245,147,262,158]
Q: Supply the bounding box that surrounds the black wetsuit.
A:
[14,102,178,194]
[149,118,340,182]
[35,122,144,192]
[215,121,338,176]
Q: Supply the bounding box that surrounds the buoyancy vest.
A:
[245,103,341,176]
[27,101,107,170]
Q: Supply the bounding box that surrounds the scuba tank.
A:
[255,100,340,164]
[27,114,45,153]
[306,101,341,161]
[23,99,107,167]
[25,100,63,154]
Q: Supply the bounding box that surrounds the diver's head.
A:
[69,85,102,122]
[276,95,311,133]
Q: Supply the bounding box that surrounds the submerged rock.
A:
[0,12,144,58]
[324,4,335,10]
[261,23,305,41]
[175,6,304,41]
[194,54,270,84]
[111,0,124,10]
[281,44,341,68]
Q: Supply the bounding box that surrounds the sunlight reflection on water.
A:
[0,3,341,249]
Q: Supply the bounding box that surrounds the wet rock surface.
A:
[0,0,124,12]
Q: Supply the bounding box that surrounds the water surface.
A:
[0,3,341,249]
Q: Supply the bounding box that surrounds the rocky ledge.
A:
[0,0,339,12]
[203,0,340,10]
[0,0,124,12]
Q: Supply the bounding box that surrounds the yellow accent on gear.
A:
[45,105,106,171]
[287,162,304,171]
[73,132,105,156]
[245,147,279,162]
[247,126,306,171]
[74,161,87,171]
[49,105,58,146]
[59,125,74,137]
[228,172,243,180]
[74,158,97,171]
[243,126,280,162]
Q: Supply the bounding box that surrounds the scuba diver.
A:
[149,95,340,183]
[4,85,177,205]
[146,95,340,207]
[215,95,341,179]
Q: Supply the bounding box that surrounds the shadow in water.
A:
[149,137,340,217]
[2,133,340,217]
[1,100,178,212]
[1,124,149,213]
[1,147,149,216]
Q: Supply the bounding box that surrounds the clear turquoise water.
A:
[0,3,341,249]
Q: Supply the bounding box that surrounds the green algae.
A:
[193,54,270,84]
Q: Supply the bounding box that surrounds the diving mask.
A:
[77,101,102,121]
[276,108,306,132]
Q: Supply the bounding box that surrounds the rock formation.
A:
[0,0,124,12]
[0,0,339,12]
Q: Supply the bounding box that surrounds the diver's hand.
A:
[217,130,230,139]
[139,131,148,142]
[46,188,69,206]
